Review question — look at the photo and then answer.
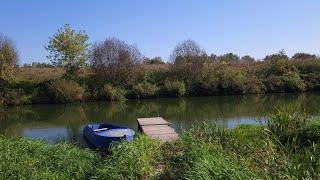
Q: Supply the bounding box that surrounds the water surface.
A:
[1,93,320,147]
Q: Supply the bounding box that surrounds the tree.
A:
[170,40,205,62]
[170,40,207,85]
[292,53,317,61]
[90,37,143,87]
[264,50,289,63]
[218,53,240,64]
[241,55,255,64]
[145,56,165,64]
[45,24,89,78]
[0,34,18,81]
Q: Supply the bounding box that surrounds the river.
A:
[1,93,320,147]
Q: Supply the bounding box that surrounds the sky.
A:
[0,0,320,64]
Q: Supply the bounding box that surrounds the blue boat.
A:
[83,123,135,149]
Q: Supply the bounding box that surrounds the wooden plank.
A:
[137,117,179,143]
[143,128,176,135]
[137,117,171,126]
[141,125,171,131]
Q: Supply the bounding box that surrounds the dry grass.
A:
[14,67,94,82]
[14,64,168,83]
[142,64,169,72]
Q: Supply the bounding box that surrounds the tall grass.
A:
[92,135,161,179]
[0,136,99,179]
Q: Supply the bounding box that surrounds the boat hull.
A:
[83,123,135,149]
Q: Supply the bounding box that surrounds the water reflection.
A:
[1,93,320,146]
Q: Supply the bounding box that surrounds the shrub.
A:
[0,34,18,81]
[243,74,265,94]
[47,79,84,103]
[103,84,126,101]
[263,75,285,92]
[93,135,161,179]
[218,68,246,94]
[0,137,99,179]
[164,80,186,97]
[282,71,306,92]
[2,88,32,105]
[302,72,320,90]
[132,81,158,98]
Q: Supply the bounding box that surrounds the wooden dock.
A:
[137,117,178,142]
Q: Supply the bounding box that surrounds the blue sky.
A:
[1,0,319,64]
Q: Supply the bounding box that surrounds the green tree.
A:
[0,34,18,81]
[46,24,89,78]
[218,53,240,64]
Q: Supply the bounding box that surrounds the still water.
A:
[1,93,320,147]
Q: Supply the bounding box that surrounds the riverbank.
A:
[2,53,320,106]
[2,109,320,179]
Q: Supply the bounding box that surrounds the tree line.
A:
[1,24,320,105]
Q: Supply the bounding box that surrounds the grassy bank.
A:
[1,108,320,179]
[3,53,320,106]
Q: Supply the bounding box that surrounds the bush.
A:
[103,84,126,101]
[282,71,306,92]
[243,74,265,94]
[132,81,158,98]
[164,80,186,97]
[263,75,284,92]
[1,88,32,105]
[0,34,18,81]
[47,79,84,103]
[0,137,99,179]
[93,135,161,179]
[218,68,246,94]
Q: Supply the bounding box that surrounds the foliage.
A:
[164,80,186,97]
[267,107,307,144]
[0,34,18,81]
[46,24,89,78]
[0,136,99,179]
[170,40,206,61]
[243,74,265,94]
[90,37,143,87]
[218,52,240,64]
[217,67,246,94]
[23,62,54,68]
[132,81,158,98]
[145,56,165,64]
[174,138,256,179]
[0,87,32,106]
[266,108,320,178]
[7,37,320,104]
[282,71,306,92]
[162,122,260,179]
[93,135,161,179]
[103,84,126,101]
[294,120,320,146]
[47,78,84,103]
